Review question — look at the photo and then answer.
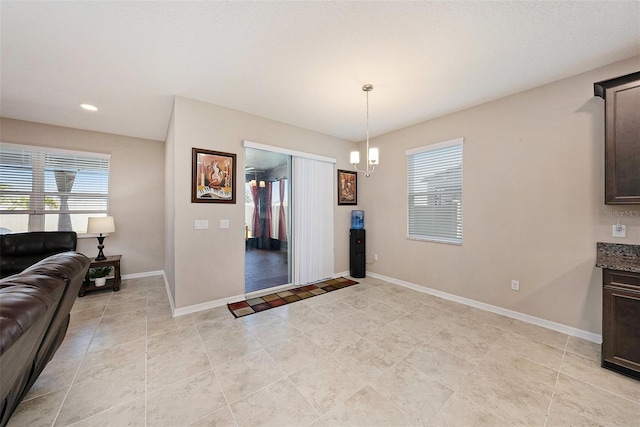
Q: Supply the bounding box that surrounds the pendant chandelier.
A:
[350,84,379,177]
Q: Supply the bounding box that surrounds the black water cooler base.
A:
[350,229,365,278]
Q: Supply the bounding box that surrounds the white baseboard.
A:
[366,272,602,344]
[173,293,246,317]
[121,270,164,280]
[160,272,176,316]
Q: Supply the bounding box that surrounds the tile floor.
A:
[8,275,640,426]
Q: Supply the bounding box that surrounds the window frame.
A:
[406,137,464,245]
[0,142,111,235]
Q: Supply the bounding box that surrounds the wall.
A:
[165,106,176,302]
[0,118,165,275]
[168,97,354,310]
[358,56,640,334]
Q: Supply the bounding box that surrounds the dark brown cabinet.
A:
[602,268,640,380]
[594,71,640,205]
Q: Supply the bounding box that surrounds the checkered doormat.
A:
[228,277,358,318]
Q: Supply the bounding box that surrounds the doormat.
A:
[228,277,358,318]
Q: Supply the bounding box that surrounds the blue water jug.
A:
[351,210,364,229]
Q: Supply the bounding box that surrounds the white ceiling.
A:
[1,1,639,143]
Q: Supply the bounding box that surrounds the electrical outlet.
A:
[511,280,520,291]
[612,224,626,238]
[374,253,378,261]
[194,220,208,230]
[220,220,229,229]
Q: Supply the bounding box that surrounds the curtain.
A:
[53,170,77,231]
[265,181,273,239]
[278,179,287,242]
[293,158,334,285]
[250,184,261,238]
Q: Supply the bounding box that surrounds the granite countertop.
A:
[596,242,640,274]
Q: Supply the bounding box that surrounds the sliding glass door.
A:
[244,147,291,293]
[244,141,336,294]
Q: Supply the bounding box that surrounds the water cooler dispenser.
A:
[350,210,365,278]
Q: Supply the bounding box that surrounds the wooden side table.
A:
[79,255,122,297]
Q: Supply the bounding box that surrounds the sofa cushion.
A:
[0,273,66,415]
[22,253,90,370]
[0,274,64,354]
[0,232,77,256]
[0,232,77,278]
[0,295,47,354]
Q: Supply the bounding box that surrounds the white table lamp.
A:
[87,216,116,260]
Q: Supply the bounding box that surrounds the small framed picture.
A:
[192,148,236,203]
[337,169,357,205]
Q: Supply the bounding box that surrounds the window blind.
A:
[406,138,463,244]
[0,143,110,233]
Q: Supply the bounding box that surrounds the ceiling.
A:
[1,1,639,143]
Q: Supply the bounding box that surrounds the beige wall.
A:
[168,97,355,309]
[0,118,165,275]
[358,56,640,334]
[165,105,176,302]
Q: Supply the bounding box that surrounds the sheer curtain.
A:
[293,157,334,285]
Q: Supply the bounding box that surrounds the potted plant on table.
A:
[88,266,113,287]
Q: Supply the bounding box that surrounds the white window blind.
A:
[406,138,463,244]
[0,143,110,234]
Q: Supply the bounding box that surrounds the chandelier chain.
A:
[352,83,377,177]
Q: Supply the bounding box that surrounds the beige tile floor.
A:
[8,275,640,426]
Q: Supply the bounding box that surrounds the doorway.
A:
[244,148,291,293]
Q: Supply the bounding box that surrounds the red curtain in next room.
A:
[250,183,261,237]
[278,179,287,241]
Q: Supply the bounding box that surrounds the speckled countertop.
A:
[596,242,640,274]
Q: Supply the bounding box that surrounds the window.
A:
[0,143,110,234]
[406,138,463,244]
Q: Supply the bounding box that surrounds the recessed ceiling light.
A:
[80,104,98,111]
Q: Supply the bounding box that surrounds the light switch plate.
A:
[194,220,208,230]
[220,220,229,229]
[612,224,626,238]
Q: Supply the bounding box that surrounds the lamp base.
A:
[95,235,107,261]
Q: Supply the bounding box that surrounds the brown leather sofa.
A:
[0,252,90,427]
[0,231,78,279]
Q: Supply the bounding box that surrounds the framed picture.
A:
[337,169,357,205]
[192,148,236,203]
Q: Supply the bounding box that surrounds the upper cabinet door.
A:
[595,71,640,205]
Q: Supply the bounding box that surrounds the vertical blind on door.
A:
[406,138,463,244]
[293,156,335,285]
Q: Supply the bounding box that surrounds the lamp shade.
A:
[350,151,360,164]
[369,148,379,165]
[87,216,116,234]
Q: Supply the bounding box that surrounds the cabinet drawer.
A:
[603,269,640,292]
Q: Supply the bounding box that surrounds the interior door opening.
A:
[244,148,291,293]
